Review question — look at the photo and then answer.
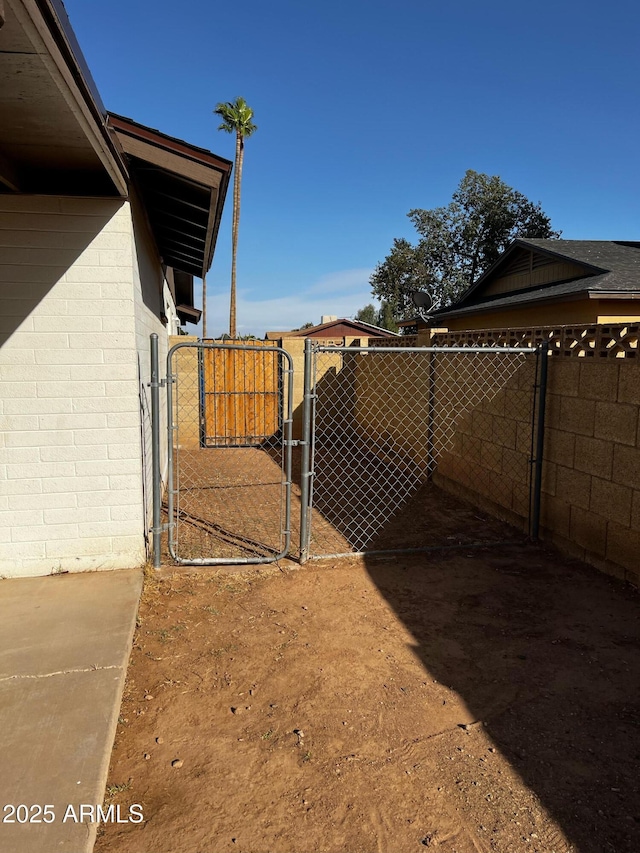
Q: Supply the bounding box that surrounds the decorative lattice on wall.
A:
[367,335,419,348]
[430,324,639,358]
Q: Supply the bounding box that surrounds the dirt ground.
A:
[95,541,639,853]
[167,445,519,564]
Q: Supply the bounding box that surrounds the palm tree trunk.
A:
[230,132,243,338]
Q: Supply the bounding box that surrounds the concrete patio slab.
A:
[0,569,142,853]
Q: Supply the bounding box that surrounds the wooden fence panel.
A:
[202,341,280,446]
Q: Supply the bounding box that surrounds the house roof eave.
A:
[108,113,232,279]
[435,288,594,321]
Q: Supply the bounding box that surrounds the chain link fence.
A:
[153,339,543,566]
[301,345,539,560]
[166,342,293,564]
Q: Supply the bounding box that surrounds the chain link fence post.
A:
[530,341,549,540]
[150,333,162,568]
[299,338,314,563]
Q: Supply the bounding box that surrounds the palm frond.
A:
[213,97,257,138]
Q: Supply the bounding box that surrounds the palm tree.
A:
[213,97,257,338]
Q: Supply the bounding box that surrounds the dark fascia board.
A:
[176,304,202,324]
[449,239,609,311]
[34,0,129,191]
[108,113,233,174]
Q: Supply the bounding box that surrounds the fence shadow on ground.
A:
[363,543,640,853]
[285,432,520,559]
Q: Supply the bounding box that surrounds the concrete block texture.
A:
[579,360,619,402]
[606,522,640,574]
[574,435,614,480]
[594,401,638,446]
[590,477,633,526]
[544,427,576,467]
[612,444,640,487]
[558,395,596,437]
[617,361,640,405]
[547,359,580,397]
[570,506,608,557]
[555,465,591,511]
[0,195,158,576]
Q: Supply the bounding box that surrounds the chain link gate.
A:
[165,341,294,565]
[151,336,547,567]
[299,342,544,562]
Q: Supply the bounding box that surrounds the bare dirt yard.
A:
[95,540,639,853]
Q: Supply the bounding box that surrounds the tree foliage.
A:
[354,301,398,333]
[355,304,378,325]
[370,170,560,318]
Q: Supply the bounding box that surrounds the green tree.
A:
[354,302,398,333]
[377,300,398,333]
[214,97,257,338]
[355,304,378,326]
[370,170,560,318]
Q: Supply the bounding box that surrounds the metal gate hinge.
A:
[148,378,167,389]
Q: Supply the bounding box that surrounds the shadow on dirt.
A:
[363,543,640,853]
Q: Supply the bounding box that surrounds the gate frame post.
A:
[426,350,436,480]
[530,341,549,540]
[299,338,314,563]
[150,333,162,569]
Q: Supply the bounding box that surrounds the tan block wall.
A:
[282,336,368,439]
[431,356,536,530]
[349,337,537,529]
[280,338,305,439]
[168,336,200,449]
[351,335,639,587]
[541,359,640,587]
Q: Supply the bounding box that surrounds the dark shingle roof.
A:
[434,239,640,320]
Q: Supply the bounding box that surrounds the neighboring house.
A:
[266,316,399,345]
[0,0,231,577]
[432,239,640,331]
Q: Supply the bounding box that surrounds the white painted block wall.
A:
[0,194,171,577]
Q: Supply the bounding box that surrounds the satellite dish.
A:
[410,290,433,312]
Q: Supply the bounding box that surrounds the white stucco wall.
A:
[0,194,172,577]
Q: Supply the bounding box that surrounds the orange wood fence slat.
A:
[203,341,279,446]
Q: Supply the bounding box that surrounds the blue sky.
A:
[63,0,640,338]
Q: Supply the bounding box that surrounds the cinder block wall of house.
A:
[0,194,170,577]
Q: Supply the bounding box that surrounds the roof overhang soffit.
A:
[1,0,127,194]
[109,113,232,279]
